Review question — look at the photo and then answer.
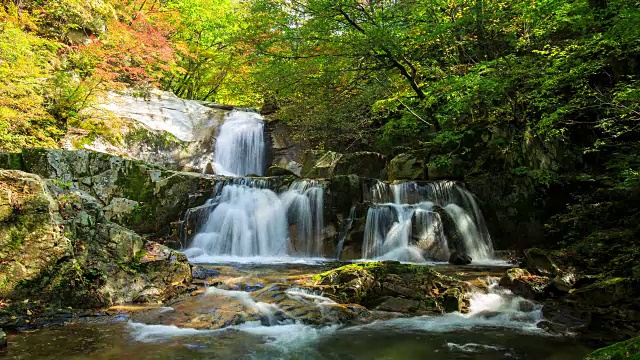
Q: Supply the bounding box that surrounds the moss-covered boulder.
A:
[499,268,551,300]
[335,152,387,179]
[585,337,640,360]
[387,152,426,181]
[311,261,468,314]
[523,248,561,276]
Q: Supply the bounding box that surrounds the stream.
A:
[4,262,592,360]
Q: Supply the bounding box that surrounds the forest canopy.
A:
[0,0,638,191]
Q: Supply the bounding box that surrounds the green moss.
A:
[585,337,640,360]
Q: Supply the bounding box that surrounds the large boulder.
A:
[523,248,561,276]
[311,261,468,314]
[301,150,386,179]
[387,152,426,181]
[499,268,551,300]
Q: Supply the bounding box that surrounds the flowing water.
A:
[184,179,325,262]
[362,181,494,263]
[3,110,593,359]
[4,265,592,360]
[213,110,266,176]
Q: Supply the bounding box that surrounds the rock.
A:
[537,320,568,335]
[585,336,640,360]
[439,288,465,312]
[372,297,422,313]
[549,272,577,294]
[16,148,216,235]
[449,252,472,265]
[0,329,6,350]
[387,152,426,181]
[523,248,560,276]
[566,277,638,308]
[499,268,531,286]
[334,152,387,179]
[192,266,220,280]
[498,268,551,300]
[301,150,386,179]
[0,169,191,310]
[265,165,298,177]
[311,261,467,314]
[204,162,215,175]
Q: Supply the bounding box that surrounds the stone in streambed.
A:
[311,261,467,314]
[0,329,6,351]
[449,252,472,265]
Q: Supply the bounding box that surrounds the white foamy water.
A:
[127,322,216,342]
[186,180,326,260]
[357,282,543,334]
[213,110,265,176]
[362,181,494,263]
[447,342,505,353]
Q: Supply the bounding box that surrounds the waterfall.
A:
[213,110,265,176]
[184,179,325,261]
[362,181,493,263]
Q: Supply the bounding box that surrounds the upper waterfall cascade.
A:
[362,181,494,263]
[213,110,266,176]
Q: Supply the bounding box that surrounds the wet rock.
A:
[449,252,472,265]
[0,329,6,350]
[541,305,590,334]
[439,287,465,312]
[498,268,551,300]
[191,266,220,280]
[537,320,568,335]
[312,261,467,314]
[499,268,531,286]
[523,248,560,276]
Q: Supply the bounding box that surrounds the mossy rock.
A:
[311,261,466,313]
[387,152,426,181]
[585,337,640,360]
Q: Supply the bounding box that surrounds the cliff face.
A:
[0,149,213,330]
